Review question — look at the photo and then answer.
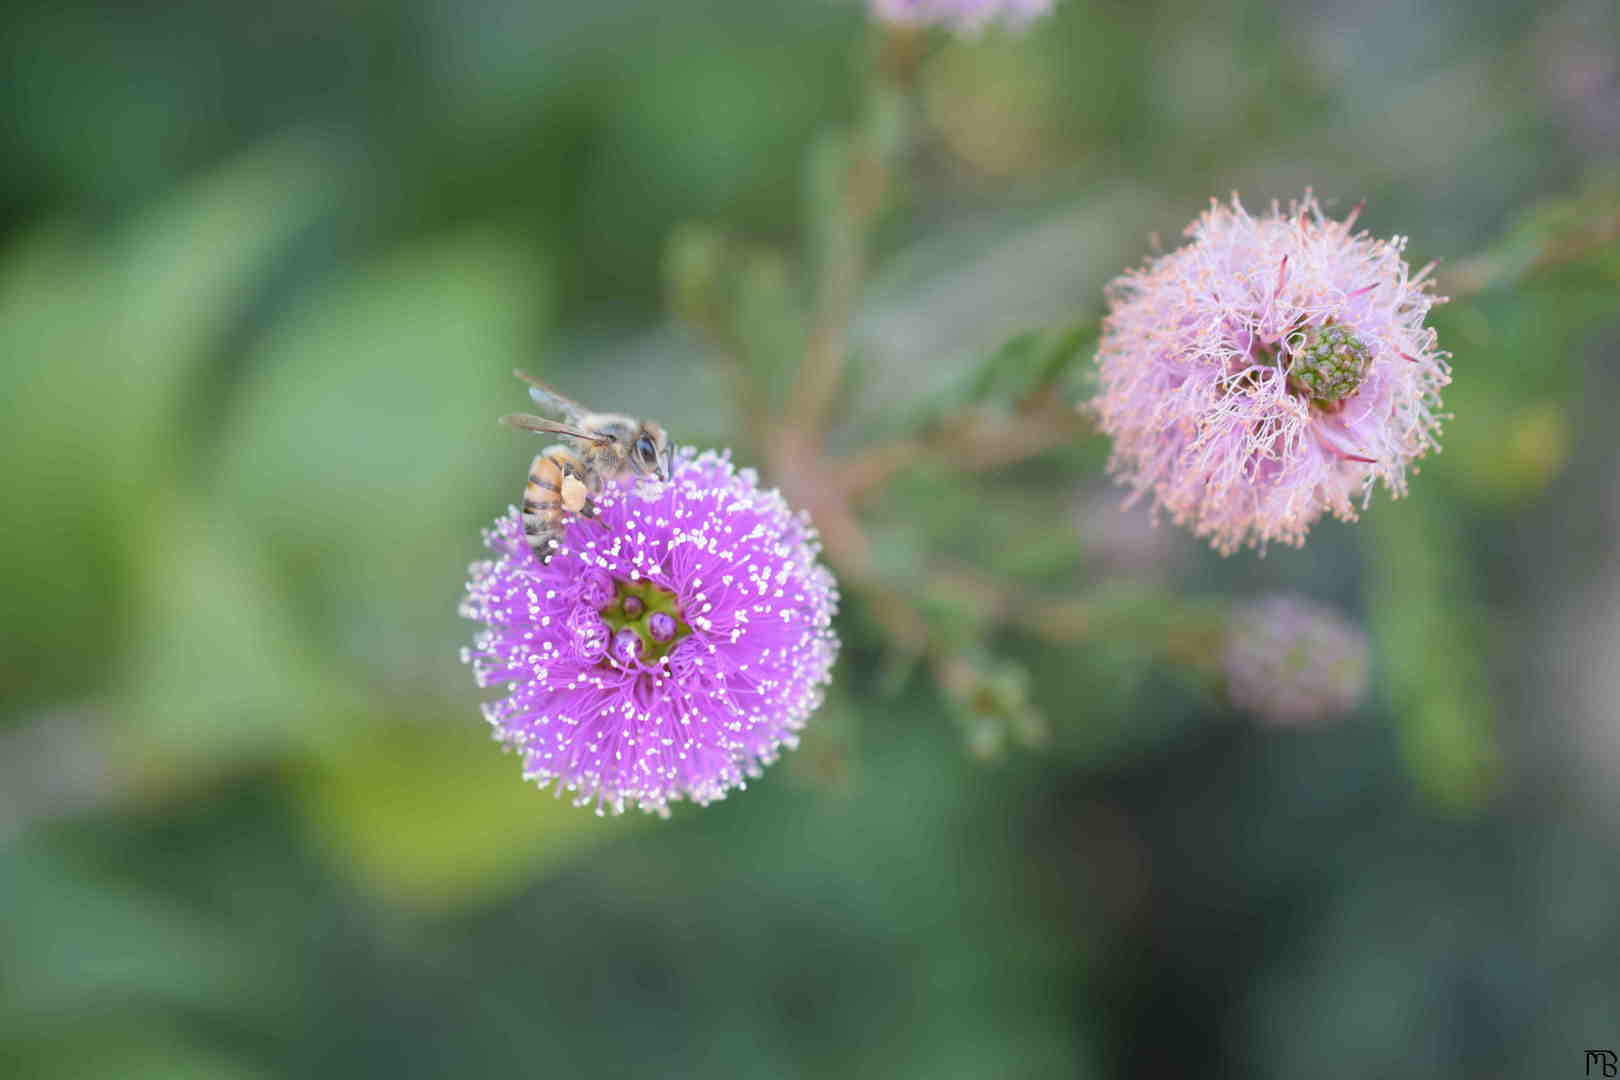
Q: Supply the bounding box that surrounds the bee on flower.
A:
[461,449,839,817]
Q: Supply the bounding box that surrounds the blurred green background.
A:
[3,0,1620,1076]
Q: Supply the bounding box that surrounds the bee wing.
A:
[500,413,612,443]
[512,369,590,422]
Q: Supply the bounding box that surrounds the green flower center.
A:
[599,578,691,665]
[1286,323,1371,403]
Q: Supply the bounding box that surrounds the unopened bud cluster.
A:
[1288,324,1372,403]
[600,578,689,665]
[1223,593,1369,727]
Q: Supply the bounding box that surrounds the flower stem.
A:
[786,24,920,441]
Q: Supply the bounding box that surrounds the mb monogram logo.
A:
[1588,1050,1618,1077]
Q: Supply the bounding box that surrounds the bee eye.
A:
[634,435,656,463]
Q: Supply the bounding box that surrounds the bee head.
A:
[630,422,672,483]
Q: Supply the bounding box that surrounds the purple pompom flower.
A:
[460,449,840,816]
[1090,193,1451,554]
[1224,593,1369,727]
[871,0,1054,32]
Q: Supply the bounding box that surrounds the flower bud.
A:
[1224,593,1368,727]
[1289,323,1372,403]
[611,628,643,666]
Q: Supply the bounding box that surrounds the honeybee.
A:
[501,370,674,563]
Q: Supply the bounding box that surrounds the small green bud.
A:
[948,656,1046,761]
[1288,324,1371,403]
[663,224,730,329]
[966,717,1005,762]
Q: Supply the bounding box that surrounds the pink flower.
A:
[460,450,839,816]
[1090,193,1450,554]
[871,0,1054,33]
[1224,593,1369,727]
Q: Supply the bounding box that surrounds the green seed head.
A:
[1288,324,1371,403]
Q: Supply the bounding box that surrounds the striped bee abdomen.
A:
[520,450,575,561]
[499,373,675,563]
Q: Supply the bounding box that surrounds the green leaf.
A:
[969,331,1044,400]
[210,226,553,693]
[1,841,271,1017]
[3,1018,273,1080]
[1365,499,1500,813]
[945,321,1099,414]
[115,498,353,786]
[1447,168,1620,295]
[0,135,340,716]
[288,717,631,915]
[1033,320,1098,395]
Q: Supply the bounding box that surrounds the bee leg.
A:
[580,497,611,528]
